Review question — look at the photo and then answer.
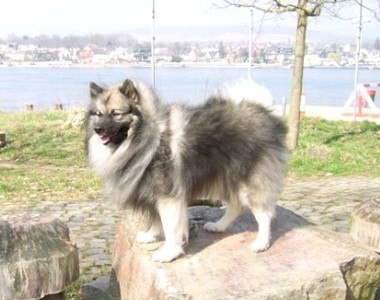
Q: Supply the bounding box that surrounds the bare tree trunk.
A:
[287,1,308,150]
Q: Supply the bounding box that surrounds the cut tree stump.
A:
[0,214,80,300]
[112,206,380,300]
[351,199,380,252]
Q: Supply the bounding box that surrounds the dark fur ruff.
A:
[85,79,288,222]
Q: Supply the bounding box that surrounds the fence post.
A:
[54,103,64,111]
[24,104,34,111]
[0,131,6,147]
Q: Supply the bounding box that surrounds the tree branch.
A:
[219,0,380,20]
[221,0,299,13]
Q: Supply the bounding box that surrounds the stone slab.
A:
[351,199,380,252]
[82,271,120,300]
[0,214,79,300]
[113,206,380,300]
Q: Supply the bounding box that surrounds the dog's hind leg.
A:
[203,202,242,232]
[152,198,188,262]
[250,208,274,252]
[136,218,163,244]
[247,151,286,252]
[247,186,277,253]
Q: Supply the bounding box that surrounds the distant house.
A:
[304,54,321,67]
[5,52,24,62]
[92,54,110,64]
[77,48,94,64]
[183,48,200,62]
[155,48,172,62]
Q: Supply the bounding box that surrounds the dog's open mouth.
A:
[100,133,117,145]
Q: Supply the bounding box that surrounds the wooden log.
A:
[0,132,5,147]
[351,199,380,252]
[113,206,380,300]
[24,104,34,111]
[0,214,80,300]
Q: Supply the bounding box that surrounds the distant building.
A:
[77,47,94,64]
[304,54,321,67]
[92,54,110,64]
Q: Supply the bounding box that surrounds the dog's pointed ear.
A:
[90,82,104,99]
[119,79,138,102]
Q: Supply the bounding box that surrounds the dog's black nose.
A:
[94,127,105,134]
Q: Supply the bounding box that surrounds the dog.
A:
[85,78,288,262]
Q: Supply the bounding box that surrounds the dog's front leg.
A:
[136,218,163,244]
[152,198,188,262]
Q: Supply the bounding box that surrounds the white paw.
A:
[250,238,270,253]
[203,222,225,233]
[152,244,184,262]
[136,231,160,244]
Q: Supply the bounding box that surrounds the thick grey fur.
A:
[85,78,288,234]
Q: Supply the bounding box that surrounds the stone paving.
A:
[2,176,380,279]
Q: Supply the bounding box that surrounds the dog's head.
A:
[87,79,142,145]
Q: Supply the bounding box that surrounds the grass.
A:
[0,111,379,299]
[290,117,380,178]
[0,111,85,166]
[0,111,103,211]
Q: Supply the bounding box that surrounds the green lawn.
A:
[0,111,102,211]
[290,117,380,177]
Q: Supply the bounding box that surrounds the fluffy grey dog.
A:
[85,78,288,262]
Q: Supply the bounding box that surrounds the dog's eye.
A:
[91,111,103,117]
[111,110,128,117]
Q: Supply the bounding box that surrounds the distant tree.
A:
[238,47,249,62]
[61,35,81,48]
[170,42,184,57]
[133,42,151,62]
[221,0,380,150]
[34,35,51,47]
[219,42,226,58]
[51,35,62,48]
[328,52,342,64]
[171,55,183,63]
[374,37,380,50]
[331,43,338,51]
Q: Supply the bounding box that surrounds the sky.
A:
[1,0,379,43]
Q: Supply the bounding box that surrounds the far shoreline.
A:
[0,61,373,70]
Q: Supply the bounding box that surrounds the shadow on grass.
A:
[323,122,380,145]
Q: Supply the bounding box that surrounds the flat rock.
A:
[113,206,380,300]
[0,214,79,300]
[351,199,380,252]
[82,271,120,300]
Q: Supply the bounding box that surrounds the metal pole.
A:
[248,9,253,80]
[151,0,156,89]
[282,96,288,117]
[353,0,363,121]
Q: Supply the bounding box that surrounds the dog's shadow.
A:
[185,205,312,256]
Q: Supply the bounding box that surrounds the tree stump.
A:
[0,214,80,300]
[0,132,5,148]
[351,199,380,252]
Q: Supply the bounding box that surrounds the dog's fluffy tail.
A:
[218,79,273,107]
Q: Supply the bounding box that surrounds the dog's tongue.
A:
[100,134,114,145]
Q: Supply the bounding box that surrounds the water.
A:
[0,66,378,111]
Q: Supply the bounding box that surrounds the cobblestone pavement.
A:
[2,176,380,278]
